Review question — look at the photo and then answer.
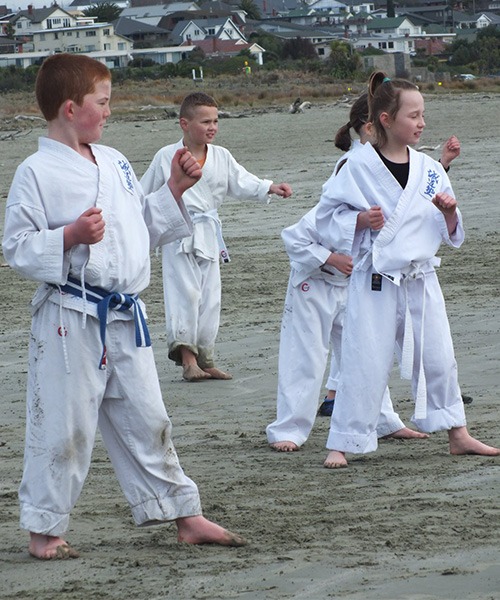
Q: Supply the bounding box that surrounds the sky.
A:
[9,1,75,11]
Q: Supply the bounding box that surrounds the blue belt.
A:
[59,276,151,369]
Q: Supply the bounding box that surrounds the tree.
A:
[239,0,262,20]
[82,2,122,23]
[5,21,15,39]
[327,40,361,79]
[449,26,500,73]
[282,37,317,60]
[386,0,395,18]
[248,32,284,61]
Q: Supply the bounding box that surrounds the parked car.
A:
[455,73,476,81]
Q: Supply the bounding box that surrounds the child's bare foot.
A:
[269,441,299,452]
[176,515,247,546]
[29,533,79,560]
[182,364,212,382]
[324,450,348,469]
[383,427,429,440]
[449,426,500,456]
[203,367,232,380]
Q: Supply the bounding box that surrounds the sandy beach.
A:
[1,90,499,599]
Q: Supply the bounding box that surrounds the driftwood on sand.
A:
[289,97,312,114]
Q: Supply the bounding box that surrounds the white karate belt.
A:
[399,262,428,420]
[189,208,230,263]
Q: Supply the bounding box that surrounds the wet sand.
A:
[1,92,499,599]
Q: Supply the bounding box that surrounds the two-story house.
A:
[31,22,133,55]
[11,5,78,40]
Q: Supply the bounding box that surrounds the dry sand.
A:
[1,91,499,599]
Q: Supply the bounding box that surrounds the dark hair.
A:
[334,93,369,152]
[35,53,110,122]
[179,92,218,119]
[368,71,419,147]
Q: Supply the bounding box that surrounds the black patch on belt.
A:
[371,273,382,291]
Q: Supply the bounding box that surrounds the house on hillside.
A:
[367,16,422,37]
[350,17,423,55]
[30,22,133,55]
[181,37,265,63]
[11,5,78,38]
[168,16,246,45]
[113,15,170,46]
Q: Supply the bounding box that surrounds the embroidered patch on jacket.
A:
[117,159,134,192]
[423,169,440,198]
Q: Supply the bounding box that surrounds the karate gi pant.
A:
[20,301,201,537]
[266,274,406,447]
[162,243,220,368]
[327,268,467,454]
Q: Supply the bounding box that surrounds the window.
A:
[39,33,45,41]
[85,30,97,37]
[104,28,110,35]
[118,42,125,50]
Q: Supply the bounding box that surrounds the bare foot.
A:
[182,364,212,382]
[269,441,299,452]
[29,533,79,560]
[324,450,348,469]
[176,515,247,546]
[449,426,500,456]
[383,427,429,440]
[203,367,232,380]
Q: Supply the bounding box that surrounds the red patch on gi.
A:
[58,326,68,337]
[301,282,310,292]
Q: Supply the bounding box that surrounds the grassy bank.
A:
[1,71,499,123]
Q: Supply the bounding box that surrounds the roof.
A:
[113,15,168,35]
[121,2,199,19]
[367,16,407,28]
[12,6,68,24]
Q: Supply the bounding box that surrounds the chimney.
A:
[28,4,33,14]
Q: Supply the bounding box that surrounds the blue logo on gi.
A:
[118,159,134,192]
[424,169,440,198]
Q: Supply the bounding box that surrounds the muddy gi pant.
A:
[19,301,201,536]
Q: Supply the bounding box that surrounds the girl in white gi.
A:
[140,92,292,382]
[315,71,499,468]
[266,94,428,452]
[2,54,246,560]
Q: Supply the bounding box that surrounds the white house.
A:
[169,17,246,45]
[11,5,78,37]
[367,16,422,38]
[30,22,133,54]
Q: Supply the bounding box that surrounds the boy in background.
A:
[141,92,292,381]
